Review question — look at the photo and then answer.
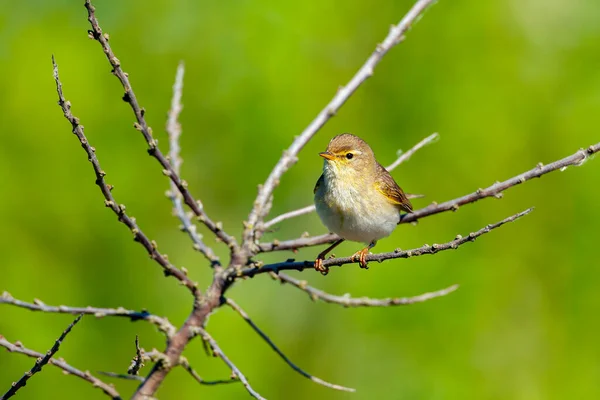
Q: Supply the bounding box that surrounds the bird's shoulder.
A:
[373,163,413,213]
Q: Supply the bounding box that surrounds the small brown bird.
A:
[313,133,413,274]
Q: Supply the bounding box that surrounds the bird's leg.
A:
[352,241,376,269]
[314,238,345,275]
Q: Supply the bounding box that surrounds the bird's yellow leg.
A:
[314,238,345,275]
[352,241,376,269]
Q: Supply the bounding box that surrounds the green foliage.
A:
[1,0,599,399]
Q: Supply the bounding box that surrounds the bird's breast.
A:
[314,169,399,243]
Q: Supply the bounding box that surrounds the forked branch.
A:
[84,0,238,253]
[52,55,199,296]
[165,62,222,268]
[5,0,598,399]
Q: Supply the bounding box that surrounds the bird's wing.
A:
[374,163,413,213]
[314,173,324,194]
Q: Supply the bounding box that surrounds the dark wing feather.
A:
[314,173,324,194]
[374,163,413,213]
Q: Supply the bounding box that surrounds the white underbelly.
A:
[315,179,399,244]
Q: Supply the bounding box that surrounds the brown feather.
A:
[374,163,413,213]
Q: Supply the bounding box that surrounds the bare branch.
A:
[52,56,199,295]
[385,132,440,171]
[231,208,533,279]
[179,356,239,386]
[258,233,338,253]
[1,314,83,399]
[191,327,265,399]
[165,62,221,267]
[99,371,144,382]
[127,336,144,375]
[243,0,439,247]
[84,0,238,252]
[401,144,599,223]
[262,132,439,230]
[259,143,600,252]
[0,292,176,337]
[272,273,459,307]
[100,350,236,387]
[0,334,120,399]
[263,205,317,231]
[225,299,355,392]
[166,62,185,156]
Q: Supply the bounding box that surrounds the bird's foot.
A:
[314,257,329,275]
[351,247,370,269]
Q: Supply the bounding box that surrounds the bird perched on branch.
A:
[313,133,413,274]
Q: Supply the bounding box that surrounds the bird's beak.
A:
[319,151,335,161]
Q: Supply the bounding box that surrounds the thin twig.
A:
[230,208,533,279]
[99,372,144,382]
[259,143,600,252]
[0,292,176,337]
[1,314,84,400]
[165,62,221,267]
[0,334,121,399]
[191,327,265,400]
[127,336,144,375]
[262,132,439,230]
[179,356,239,386]
[51,55,199,295]
[263,205,317,231]
[84,0,238,252]
[242,0,438,248]
[100,353,236,386]
[385,132,440,171]
[225,299,355,392]
[272,273,459,307]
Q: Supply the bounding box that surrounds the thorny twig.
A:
[84,0,238,253]
[52,55,199,295]
[0,292,176,337]
[1,314,84,400]
[271,274,459,307]
[127,336,144,376]
[4,0,598,398]
[231,208,534,279]
[165,62,221,268]
[0,333,121,399]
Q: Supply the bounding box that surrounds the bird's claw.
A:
[352,248,370,269]
[314,258,329,275]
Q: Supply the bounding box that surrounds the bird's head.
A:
[319,133,376,179]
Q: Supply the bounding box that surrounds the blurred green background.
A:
[1,0,599,399]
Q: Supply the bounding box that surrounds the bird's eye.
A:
[346,153,354,160]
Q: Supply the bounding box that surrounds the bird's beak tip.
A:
[319,151,335,161]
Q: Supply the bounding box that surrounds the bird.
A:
[313,133,413,274]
